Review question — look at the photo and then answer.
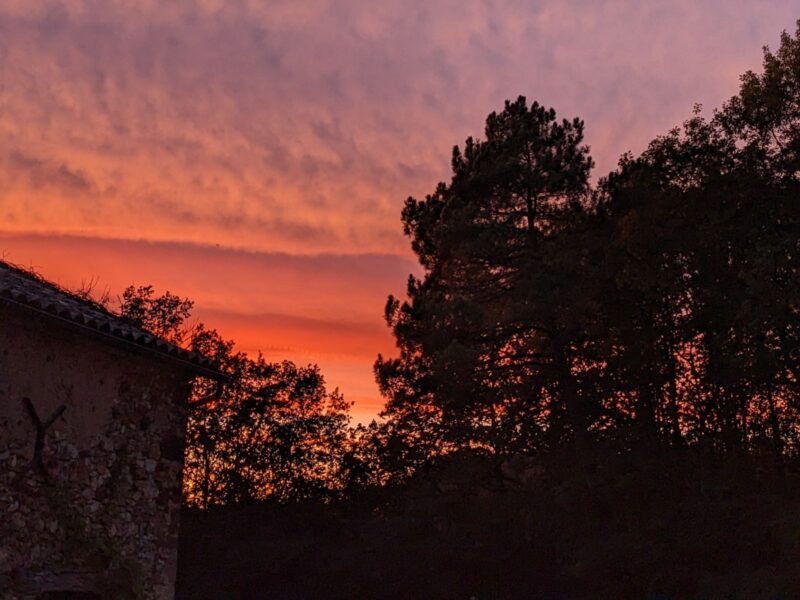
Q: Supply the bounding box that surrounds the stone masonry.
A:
[0,263,223,599]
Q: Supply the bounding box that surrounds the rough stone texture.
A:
[0,302,194,599]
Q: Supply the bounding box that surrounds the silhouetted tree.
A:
[598,22,800,454]
[376,97,598,463]
[118,286,355,506]
[377,22,800,469]
[120,285,195,346]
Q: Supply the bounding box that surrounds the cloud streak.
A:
[0,232,404,421]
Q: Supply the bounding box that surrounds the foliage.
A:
[377,22,800,475]
[376,96,598,464]
[118,286,358,507]
[595,22,800,453]
[119,285,195,346]
[114,22,800,500]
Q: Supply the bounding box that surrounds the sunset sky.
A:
[1,1,797,422]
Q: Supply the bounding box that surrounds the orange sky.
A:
[1,1,797,422]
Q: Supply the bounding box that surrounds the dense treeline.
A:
[376,22,800,471]
[170,22,800,599]
[121,23,799,507]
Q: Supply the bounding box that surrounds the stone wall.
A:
[0,304,192,599]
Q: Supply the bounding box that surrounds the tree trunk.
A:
[637,381,659,447]
[667,350,683,446]
[767,386,783,459]
[550,333,588,449]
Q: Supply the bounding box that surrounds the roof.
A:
[0,261,226,380]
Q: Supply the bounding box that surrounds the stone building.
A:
[0,262,225,599]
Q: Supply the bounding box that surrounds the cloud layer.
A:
[1,1,797,419]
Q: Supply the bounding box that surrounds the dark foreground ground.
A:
[177,448,800,599]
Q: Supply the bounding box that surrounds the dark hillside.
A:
[177,449,800,599]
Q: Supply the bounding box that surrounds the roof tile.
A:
[0,261,224,379]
